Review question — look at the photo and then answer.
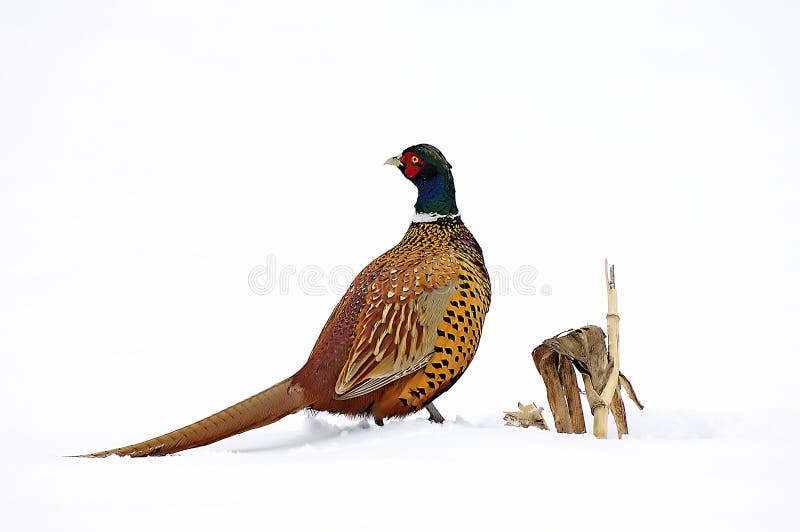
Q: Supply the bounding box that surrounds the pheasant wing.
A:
[334,255,459,399]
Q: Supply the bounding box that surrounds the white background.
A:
[1,1,798,530]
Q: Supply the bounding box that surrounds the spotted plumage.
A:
[83,144,491,457]
[306,215,490,421]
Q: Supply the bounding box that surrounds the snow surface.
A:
[2,1,799,531]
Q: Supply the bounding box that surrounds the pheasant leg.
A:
[426,403,445,423]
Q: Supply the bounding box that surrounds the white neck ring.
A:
[412,211,461,223]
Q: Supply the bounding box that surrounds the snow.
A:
[1,1,799,530]
[6,412,799,531]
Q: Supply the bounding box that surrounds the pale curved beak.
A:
[384,155,403,167]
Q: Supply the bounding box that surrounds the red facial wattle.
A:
[401,152,424,180]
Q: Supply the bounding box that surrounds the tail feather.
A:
[81,377,310,457]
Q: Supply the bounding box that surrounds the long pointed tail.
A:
[81,377,310,457]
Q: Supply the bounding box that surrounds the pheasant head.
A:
[385,144,458,219]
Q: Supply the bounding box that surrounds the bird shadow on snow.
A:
[198,407,731,456]
[234,415,374,454]
[224,412,484,455]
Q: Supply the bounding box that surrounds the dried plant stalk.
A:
[593,260,621,438]
[532,345,573,433]
[558,354,586,433]
[531,325,643,438]
[523,261,643,438]
[610,388,628,436]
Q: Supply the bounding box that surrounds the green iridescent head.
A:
[385,144,459,217]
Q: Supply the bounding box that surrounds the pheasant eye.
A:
[411,156,419,165]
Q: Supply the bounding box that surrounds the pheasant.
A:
[83,144,491,457]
